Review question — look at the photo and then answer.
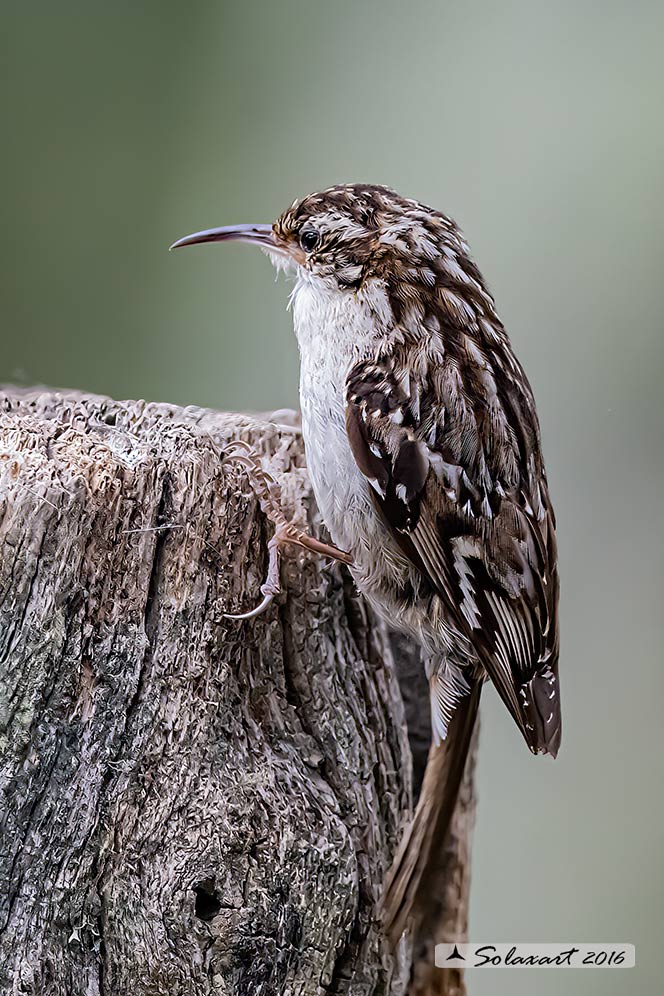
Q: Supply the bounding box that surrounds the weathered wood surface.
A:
[0,388,476,996]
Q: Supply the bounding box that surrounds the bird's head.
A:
[170,184,501,354]
[170,184,470,296]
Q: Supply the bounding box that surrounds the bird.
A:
[170,183,561,942]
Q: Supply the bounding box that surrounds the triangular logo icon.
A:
[446,944,465,961]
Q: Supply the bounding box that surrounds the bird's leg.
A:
[222,440,353,620]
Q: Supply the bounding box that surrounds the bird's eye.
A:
[299,228,320,252]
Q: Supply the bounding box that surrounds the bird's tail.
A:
[381,679,481,945]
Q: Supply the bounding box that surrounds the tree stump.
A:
[0,388,477,996]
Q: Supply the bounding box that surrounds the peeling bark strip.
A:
[0,388,476,996]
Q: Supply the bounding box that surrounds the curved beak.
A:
[169,223,277,252]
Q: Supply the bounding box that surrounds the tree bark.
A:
[0,387,476,996]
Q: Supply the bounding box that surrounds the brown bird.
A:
[170,184,561,942]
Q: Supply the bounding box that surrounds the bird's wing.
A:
[345,345,560,755]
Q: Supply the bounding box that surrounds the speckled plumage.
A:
[278,185,560,758]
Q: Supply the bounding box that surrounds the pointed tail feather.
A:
[381,679,481,945]
[520,665,561,757]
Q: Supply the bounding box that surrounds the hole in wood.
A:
[193,878,222,921]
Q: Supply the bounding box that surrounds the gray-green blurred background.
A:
[2,2,662,992]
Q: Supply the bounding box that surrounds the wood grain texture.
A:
[0,387,476,996]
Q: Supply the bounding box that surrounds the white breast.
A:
[291,275,374,546]
[290,273,410,594]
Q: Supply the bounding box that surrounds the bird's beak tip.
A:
[168,223,276,254]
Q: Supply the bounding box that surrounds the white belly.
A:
[291,273,413,599]
[300,371,374,554]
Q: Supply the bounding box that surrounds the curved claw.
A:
[223,589,275,621]
[222,439,256,460]
[224,438,252,450]
[223,531,282,621]
[221,444,274,487]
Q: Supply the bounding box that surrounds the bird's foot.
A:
[222,440,353,620]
